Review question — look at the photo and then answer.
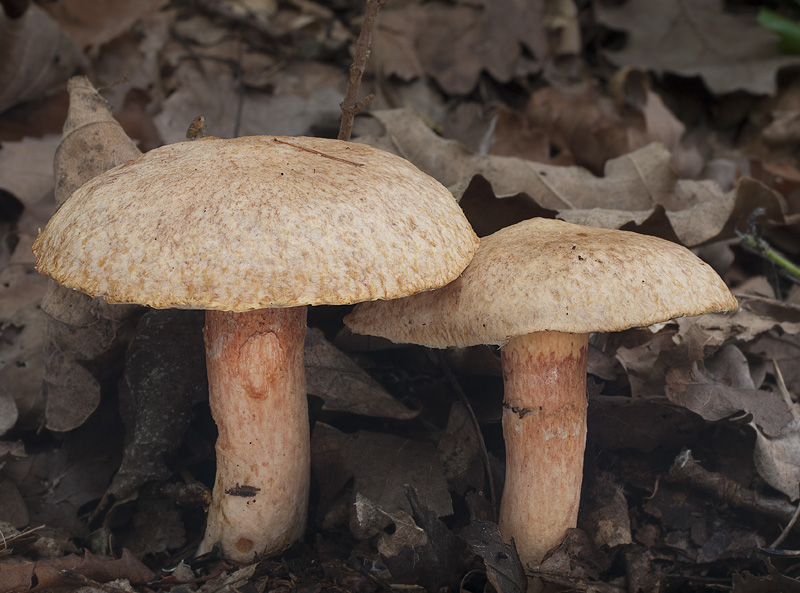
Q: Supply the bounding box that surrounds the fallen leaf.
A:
[588,395,705,452]
[108,309,206,502]
[305,328,419,419]
[460,522,526,593]
[373,0,545,95]
[311,423,452,537]
[665,358,791,437]
[595,0,800,95]
[39,0,167,48]
[525,83,685,175]
[436,402,485,495]
[733,560,800,592]
[0,6,83,113]
[753,417,800,501]
[376,486,473,592]
[0,303,45,432]
[0,135,60,207]
[359,109,787,246]
[41,76,143,432]
[578,472,632,550]
[0,548,155,593]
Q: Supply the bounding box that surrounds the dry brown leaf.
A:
[589,395,705,452]
[0,304,45,434]
[753,418,800,501]
[578,472,632,550]
[109,310,206,501]
[305,328,419,420]
[525,84,685,174]
[595,0,800,96]
[0,548,155,593]
[39,0,167,48]
[154,59,345,143]
[372,0,545,95]
[311,423,452,537]
[42,76,142,432]
[360,109,786,245]
[664,361,791,437]
[0,136,60,207]
[435,402,484,496]
[0,6,83,114]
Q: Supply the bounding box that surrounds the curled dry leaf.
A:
[460,522,526,593]
[42,76,142,432]
[359,109,786,246]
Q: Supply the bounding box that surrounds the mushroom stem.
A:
[498,331,589,568]
[200,307,309,561]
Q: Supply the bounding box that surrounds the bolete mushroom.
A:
[345,217,737,568]
[32,135,479,561]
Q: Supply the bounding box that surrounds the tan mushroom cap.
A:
[33,135,479,311]
[345,218,738,347]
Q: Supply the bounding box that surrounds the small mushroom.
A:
[345,218,737,568]
[33,135,479,561]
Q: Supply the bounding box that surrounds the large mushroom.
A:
[33,135,479,561]
[345,217,737,568]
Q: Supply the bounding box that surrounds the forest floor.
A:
[3,1,800,591]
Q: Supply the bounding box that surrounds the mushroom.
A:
[32,135,479,561]
[344,217,737,568]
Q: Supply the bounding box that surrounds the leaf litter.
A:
[4,0,800,591]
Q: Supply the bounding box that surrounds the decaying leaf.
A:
[0,548,155,593]
[0,5,83,113]
[109,310,206,502]
[305,328,419,419]
[524,83,686,175]
[39,0,167,48]
[358,109,786,246]
[460,522,526,593]
[0,304,45,433]
[595,0,800,95]
[752,417,800,501]
[373,0,545,95]
[664,359,791,437]
[436,402,485,495]
[578,472,632,550]
[376,486,473,592]
[311,423,452,537]
[42,76,142,432]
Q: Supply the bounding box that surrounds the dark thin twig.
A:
[769,498,800,549]
[338,0,388,141]
[233,29,246,138]
[273,138,364,166]
[437,352,497,521]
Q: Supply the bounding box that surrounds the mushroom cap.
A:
[344,218,738,347]
[33,135,479,311]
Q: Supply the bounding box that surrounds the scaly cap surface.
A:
[345,218,738,347]
[33,135,479,310]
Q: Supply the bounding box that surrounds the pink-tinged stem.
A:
[199,307,309,561]
[498,331,589,568]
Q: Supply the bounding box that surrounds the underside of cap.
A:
[33,135,479,310]
[344,218,738,348]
